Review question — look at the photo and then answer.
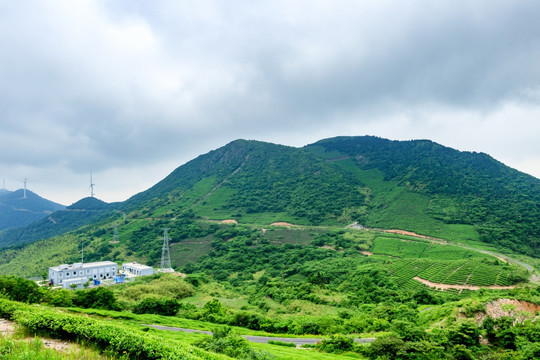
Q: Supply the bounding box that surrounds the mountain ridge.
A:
[0,189,65,231]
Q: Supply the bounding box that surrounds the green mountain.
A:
[0,136,538,274]
[0,137,538,360]
[118,136,538,257]
[0,189,65,231]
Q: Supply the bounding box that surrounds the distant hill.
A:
[0,196,114,249]
[0,189,65,231]
[67,196,110,210]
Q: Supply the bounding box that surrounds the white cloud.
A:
[0,0,539,205]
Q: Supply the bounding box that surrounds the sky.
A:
[1,0,539,206]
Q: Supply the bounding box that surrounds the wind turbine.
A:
[89,173,95,198]
[18,178,27,199]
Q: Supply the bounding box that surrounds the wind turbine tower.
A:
[159,228,174,273]
[89,173,95,198]
[22,178,27,199]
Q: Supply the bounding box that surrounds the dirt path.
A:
[0,318,79,352]
[413,277,518,291]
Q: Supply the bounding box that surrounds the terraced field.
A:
[373,236,528,288]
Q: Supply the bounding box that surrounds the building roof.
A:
[49,261,117,271]
[122,262,153,270]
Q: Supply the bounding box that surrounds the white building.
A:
[49,261,118,288]
[122,262,154,276]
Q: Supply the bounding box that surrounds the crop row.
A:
[372,237,485,261]
[387,257,521,287]
[0,299,227,360]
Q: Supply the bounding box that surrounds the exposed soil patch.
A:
[270,222,294,227]
[220,219,238,224]
[41,338,75,352]
[0,318,77,352]
[413,277,518,291]
[346,222,365,229]
[360,251,373,256]
[485,299,540,319]
[386,229,431,239]
[0,318,15,336]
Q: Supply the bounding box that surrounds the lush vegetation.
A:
[0,299,228,360]
[0,136,538,359]
[307,136,539,256]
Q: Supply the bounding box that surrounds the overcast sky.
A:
[1,0,539,205]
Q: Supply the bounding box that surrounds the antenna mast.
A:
[90,173,95,198]
[159,228,173,273]
[23,178,27,198]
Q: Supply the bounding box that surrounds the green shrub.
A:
[267,340,295,347]
[195,326,274,360]
[315,334,356,354]
[72,287,121,311]
[133,297,181,316]
[0,299,227,360]
[0,276,43,303]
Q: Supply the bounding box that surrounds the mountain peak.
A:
[67,197,109,210]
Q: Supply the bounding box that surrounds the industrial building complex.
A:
[122,262,154,276]
[48,260,157,289]
[48,261,118,288]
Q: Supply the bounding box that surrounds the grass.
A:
[261,228,326,246]
[170,235,214,268]
[0,333,108,360]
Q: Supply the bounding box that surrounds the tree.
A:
[133,298,181,316]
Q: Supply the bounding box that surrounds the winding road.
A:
[144,324,375,345]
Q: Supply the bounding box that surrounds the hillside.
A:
[119,136,538,257]
[0,136,538,276]
[0,136,538,360]
[0,189,65,231]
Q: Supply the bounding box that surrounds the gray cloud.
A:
[0,0,539,204]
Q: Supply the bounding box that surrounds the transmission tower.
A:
[159,228,174,273]
[112,221,119,242]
